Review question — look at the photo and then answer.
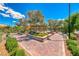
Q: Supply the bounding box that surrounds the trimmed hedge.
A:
[6,37,18,52]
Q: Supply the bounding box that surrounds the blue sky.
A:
[70,3,79,14]
[0,3,79,26]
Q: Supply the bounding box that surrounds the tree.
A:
[66,13,79,33]
[15,18,27,33]
[48,19,64,32]
[28,10,46,33]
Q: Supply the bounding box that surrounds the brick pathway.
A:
[14,33,65,56]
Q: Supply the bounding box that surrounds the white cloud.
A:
[6,8,25,19]
[0,13,10,17]
[0,3,25,19]
[0,3,8,11]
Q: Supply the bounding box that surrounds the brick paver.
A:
[13,33,65,56]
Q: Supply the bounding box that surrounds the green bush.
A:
[67,38,79,56]
[70,36,76,40]
[71,47,79,56]
[67,44,76,50]
[6,36,26,56]
[10,48,17,56]
[10,48,25,56]
[6,37,18,52]
[70,33,76,40]
[15,49,25,56]
[67,39,77,46]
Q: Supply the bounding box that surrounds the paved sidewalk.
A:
[15,33,65,56]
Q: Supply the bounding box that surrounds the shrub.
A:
[67,38,79,56]
[70,33,76,40]
[10,48,17,56]
[6,37,26,56]
[71,47,79,56]
[70,36,76,40]
[15,49,25,56]
[6,37,18,52]
[67,39,77,46]
[10,48,25,56]
[67,44,76,50]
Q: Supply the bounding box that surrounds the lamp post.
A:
[68,3,71,39]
